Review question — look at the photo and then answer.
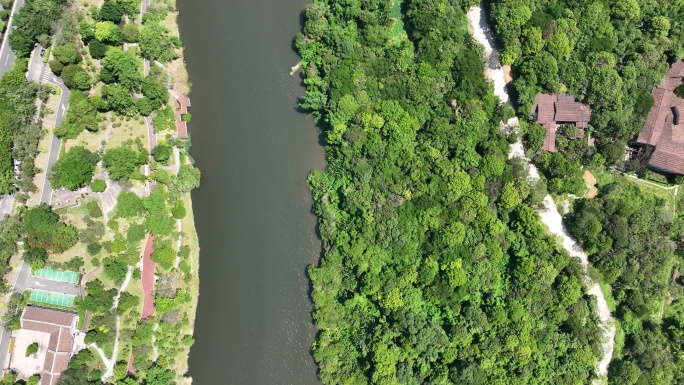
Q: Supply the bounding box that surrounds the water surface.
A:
[179,0,324,383]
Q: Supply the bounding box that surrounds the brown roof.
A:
[532,94,556,124]
[20,306,78,385]
[532,94,592,152]
[636,61,684,175]
[21,306,77,328]
[542,122,557,152]
[175,93,191,139]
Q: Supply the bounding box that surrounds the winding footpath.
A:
[467,5,616,380]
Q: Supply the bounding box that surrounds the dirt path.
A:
[468,4,616,380]
[111,266,133,310]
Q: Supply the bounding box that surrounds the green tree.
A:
[117,0,141,16]
[171,165,200,195]
[151,239,175,269]
[52,43,81,65]
[61,65,92,91]
[547,32,571,59]
[611,0,640,20]
[100,48,143,90]
[103,143,147,180]
[88,39,108,59]
[151,144,171,163]
[171,201,185,219]
[95,21,123,45]
[152,105,175,132]
[49,146,99,190]
[521,27,543,55]
[99,0,123,23]
[115,192,144,218]
[139,22,175,62]
[91,178,107,192]
[23,204,78,254]
[122,23,140,43]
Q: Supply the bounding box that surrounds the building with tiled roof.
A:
[531,93,592,152]
[634,61,684,175]
[20,306,79,385]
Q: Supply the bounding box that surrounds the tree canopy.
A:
[50,146,99,190]
[296,1,603,383]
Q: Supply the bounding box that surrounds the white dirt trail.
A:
[467,4,616,380]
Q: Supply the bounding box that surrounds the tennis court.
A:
[33,267,79,284]
[30,290,75,307]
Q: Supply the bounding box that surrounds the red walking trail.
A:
[141,234,156,319]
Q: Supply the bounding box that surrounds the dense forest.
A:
[297,0,607,383]
[486,0,684,383]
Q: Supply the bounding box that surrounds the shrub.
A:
[87,243,102,256]
[25,342,38,357]
[171,201,185,219]
[181,113,191,122]
[91,178,107,192]
[49,59,64,75]
[86,200,103,218]
[65,256,84,271]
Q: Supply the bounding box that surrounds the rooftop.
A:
[531,94,592,152]
[20,306,79,385]
[635,61,684,175]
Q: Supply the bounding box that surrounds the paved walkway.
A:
[141,235,156,319]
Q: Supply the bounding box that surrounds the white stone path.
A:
[467,5,616,380]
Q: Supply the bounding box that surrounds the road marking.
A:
[34,281,44,287]
[3,56,7,66]
[60,104,65,116]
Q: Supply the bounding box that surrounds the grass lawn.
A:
[103,115,148,151]
[50,198,113,271]
[389,0,407,45]
[620,173,678,220]
[65,128,103,153]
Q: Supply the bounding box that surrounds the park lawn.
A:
[50,198,113,270]
[65,128,103,153]
[27,95,61,207]
[168,192,200,376]
[103,115,148,151]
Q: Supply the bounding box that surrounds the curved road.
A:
[27,45,70,205]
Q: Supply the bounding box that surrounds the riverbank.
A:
[466,4,616,381]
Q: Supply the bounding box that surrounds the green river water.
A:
[178,0,324,383]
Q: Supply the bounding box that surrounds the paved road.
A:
[27,46,70,205]
[0,194,13,219]
[0,0,25,77]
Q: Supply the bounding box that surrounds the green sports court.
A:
[30,290,75,307]
[33,267,79,284]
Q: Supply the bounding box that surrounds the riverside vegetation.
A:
[0,0,200,384]
[296,0,608,383]
[486,0,684,383]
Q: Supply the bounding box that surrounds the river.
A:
[177,0,324,383]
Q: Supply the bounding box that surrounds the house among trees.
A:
[531,94,592,152]
[19,306,80,385]
[634,61,684,175]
